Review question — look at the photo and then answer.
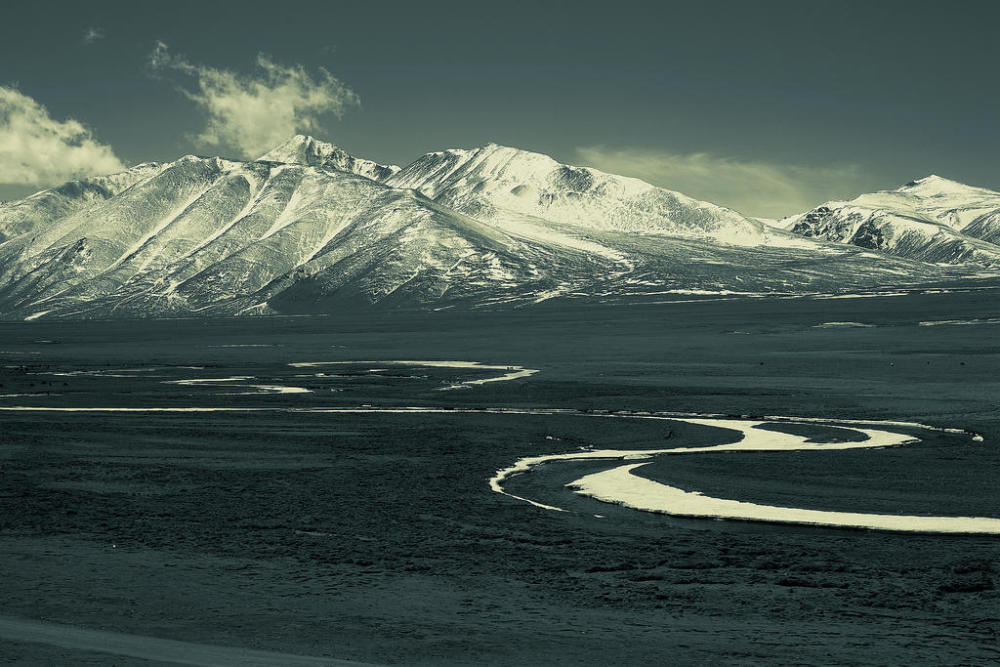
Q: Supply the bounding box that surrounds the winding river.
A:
[3,359,996,535]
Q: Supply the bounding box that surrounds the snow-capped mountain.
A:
[0,139,990,319]
[784,175,1000,267]
[0,163,163,244]
[259,134,400,182]
[383,143,767,244]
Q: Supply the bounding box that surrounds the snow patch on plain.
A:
[813,321,876,329]
[288,360,538,390]
[919,317,1000,327]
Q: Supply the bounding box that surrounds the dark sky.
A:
[1,0,998,216]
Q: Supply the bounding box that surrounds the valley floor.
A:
[1,290,999,665]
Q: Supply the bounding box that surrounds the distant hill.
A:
[782,175,1000,267]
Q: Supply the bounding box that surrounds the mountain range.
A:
[781,175,1000,266]
[0,135,996,319]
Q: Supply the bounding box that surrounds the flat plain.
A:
[1,287,999,665]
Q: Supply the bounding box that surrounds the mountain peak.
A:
[382,141,766,244]
[897,174,990,198]
[257,135,399,181]
[258,134,333,161]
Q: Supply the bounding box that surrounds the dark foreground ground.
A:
[1,288,999,665]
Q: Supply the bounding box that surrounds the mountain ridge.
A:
[0,136,995,320]
[783,174,1000,266]
[258,134,400,182]
[383,142,770,244]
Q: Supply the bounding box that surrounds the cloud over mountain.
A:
[149,41,359,158]
[575,146,867,219]
[0,86,125,188]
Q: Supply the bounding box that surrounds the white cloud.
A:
[575,146,868,219]
[150,41,359,158]
[0,86,125,187]
[82,27,104,45]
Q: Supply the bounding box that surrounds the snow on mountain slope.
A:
[383,143,769,245]
[259,135,399,182]
[0,138,990,320]
[0,163,164,244]
[785,175,1000,267]
[893,175,1000,230]
[0,151,642,318]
